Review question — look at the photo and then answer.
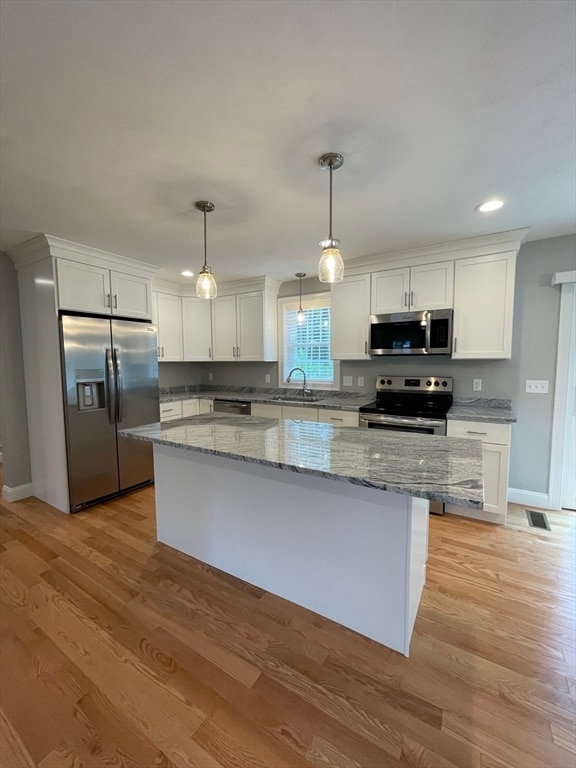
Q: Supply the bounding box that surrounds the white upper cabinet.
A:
[56,258,152,319]
[331,274,371,360]
[211,279,280,362]
[452,251,516,359]
[182,297,212,361]
[211,295,237,361]
[156,291,183,361]
[371,261,454,314]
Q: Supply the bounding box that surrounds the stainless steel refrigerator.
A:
[59,314,159,512]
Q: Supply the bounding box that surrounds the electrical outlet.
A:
[265,374,271,383]
[357,376,365,387]
[343,376,353,387]
[208,372,213,382]
[526,379,549,394]
[473,379,482,392]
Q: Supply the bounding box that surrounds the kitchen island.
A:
[121,414,483,655]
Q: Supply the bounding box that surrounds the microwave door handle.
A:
[425,311,431,353]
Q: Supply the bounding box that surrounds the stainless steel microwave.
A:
[369,309,453,355]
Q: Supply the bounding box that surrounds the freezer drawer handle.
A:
[113,348,124,423]
[105,348,116,425]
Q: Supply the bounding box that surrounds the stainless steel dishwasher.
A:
[213,399,251,416]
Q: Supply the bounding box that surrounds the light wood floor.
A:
[1,484,574,768]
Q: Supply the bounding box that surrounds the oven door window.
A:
[370,320,426,353]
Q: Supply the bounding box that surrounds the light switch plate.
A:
[265,374,271,383]
[357,376,365,387]
[208,372,213,381]
[526,379,549,393]
[343,376,353,387]
[473,379,482,391]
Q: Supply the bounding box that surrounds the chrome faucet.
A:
[286,367,312,397]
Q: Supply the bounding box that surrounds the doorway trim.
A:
[549,270,576,510]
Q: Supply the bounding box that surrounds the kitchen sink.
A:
[271,395,322,403]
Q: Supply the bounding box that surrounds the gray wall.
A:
[0,251,31,488]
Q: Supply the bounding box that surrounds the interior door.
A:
[112,319,159,491]
[60,315,119,509]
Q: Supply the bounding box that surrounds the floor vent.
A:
[526,509,551,530]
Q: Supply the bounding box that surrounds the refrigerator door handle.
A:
[105,348,116,425]
[113,348,124,423]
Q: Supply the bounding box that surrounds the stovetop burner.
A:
[359,375,453,418]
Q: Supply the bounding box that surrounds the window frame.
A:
[277,292,340,391]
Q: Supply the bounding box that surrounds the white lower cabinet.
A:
[281,405,319,421]
[198,399,213,413]
[251,403,282,418]
[182,399,200,418]
[318,409,359,427]
[445,420,511,524]
[160,402,183,422]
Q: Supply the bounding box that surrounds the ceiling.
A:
[1,0,574,284]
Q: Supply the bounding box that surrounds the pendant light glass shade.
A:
[196,266,217,300]
[318,240,344,283]
[194,201,217,299]
[318,153,344,283]
[296,272,306,324]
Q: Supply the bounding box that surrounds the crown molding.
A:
[341,227,531,276]
[9,234,159,277]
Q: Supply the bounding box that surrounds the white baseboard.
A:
[508,488,551,510]
[2,483,33,503]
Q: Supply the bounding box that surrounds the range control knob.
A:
[426,380,432,387]
[434,381,440,387]
[379,378,385,386]
[441,380,448,387]
[387,379,392,385]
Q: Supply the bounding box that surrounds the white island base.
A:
[153,443,429,656]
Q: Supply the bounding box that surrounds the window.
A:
[278,293,339,390]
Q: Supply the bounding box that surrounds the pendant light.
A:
[195,200,217,300]
[295,272,306,324]
[318,152,344,283]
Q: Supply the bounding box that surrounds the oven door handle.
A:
[360,414,445,428]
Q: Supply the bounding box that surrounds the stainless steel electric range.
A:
[359,375,454,514]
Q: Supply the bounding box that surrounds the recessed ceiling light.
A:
[181,270,194,277]
[475,199,504,213]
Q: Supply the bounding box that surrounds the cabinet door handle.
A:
[364,340,368,354]
[453,337,457,353]
[232,347,236,357]
[106,293,111,308]
[410,290,414,306]
[404,291,408,307]
[113,294,118,309]
[209,346,212,359]
[157,346,160,358]
[330,417,344,422]
[237,346,240,358]
[161,346,165,357]
[466,430,488,435]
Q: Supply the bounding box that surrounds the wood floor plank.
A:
[2,482,575,768]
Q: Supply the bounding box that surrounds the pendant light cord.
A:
[328,160,333,240]
[203,209,208,270]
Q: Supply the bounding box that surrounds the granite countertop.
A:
[447,398,517,423]
[159,388,517,423]
[121,413,484,509]
[159,388,372,412]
